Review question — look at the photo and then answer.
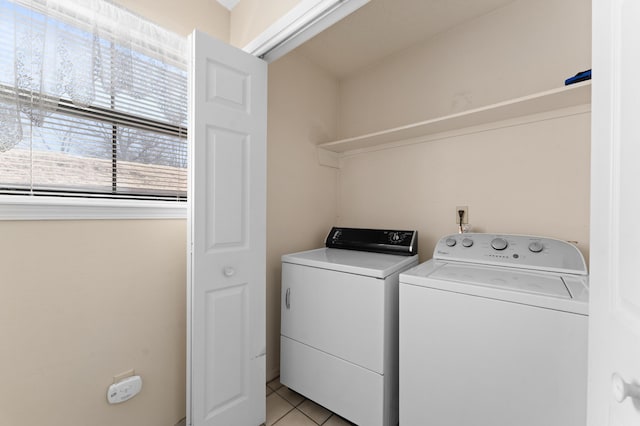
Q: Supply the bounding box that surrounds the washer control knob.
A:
[462,238,474,248]
[491,237,508,251]
[528,241,544,253]
[445,238,457,247]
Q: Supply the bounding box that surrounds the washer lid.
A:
[400,260,589,315]
[430,263,571,299]
[282,248,419,278]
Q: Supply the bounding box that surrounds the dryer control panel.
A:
[325,227,418,256]
[433,233,587,275]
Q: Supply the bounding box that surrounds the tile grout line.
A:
[270,405,295,426]
[298,407,323,425]
[268,379,350,426]
[273,406,327,426]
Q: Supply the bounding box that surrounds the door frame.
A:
[241,0,369,62]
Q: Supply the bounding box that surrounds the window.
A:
[0,0,188,216]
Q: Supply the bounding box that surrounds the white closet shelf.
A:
[318,81,591,154]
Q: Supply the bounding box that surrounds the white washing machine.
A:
[281,227,419,426]
[399,233,588,426]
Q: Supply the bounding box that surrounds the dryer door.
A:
[281,262,385,373]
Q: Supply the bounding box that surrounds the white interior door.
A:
[589,1,640,424]
[187,30,267,426]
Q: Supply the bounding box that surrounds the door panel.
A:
[188,30,267,426]
[281,263,385,373]
[589,0,640,424]
[204,284,248,415]
[205,127,248,250]
[617,0,640,324]
[280,336,384,426]
[610,1,640,423]
[205,60,250,111]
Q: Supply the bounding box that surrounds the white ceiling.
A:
[293,0,517,78]
[216,0,240,11]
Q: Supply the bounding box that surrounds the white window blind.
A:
[0,0,188,201]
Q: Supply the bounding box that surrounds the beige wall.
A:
[0,3,230,426]
[0,220,186,426]
[338,113,591,262]
[113,0,230,40]
[338,0,592,138]
[266,51,340,379]
[230,0,301,48]
[333,0,592,264]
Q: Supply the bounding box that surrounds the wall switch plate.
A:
[107,375,142,404]
[456,206,469,224]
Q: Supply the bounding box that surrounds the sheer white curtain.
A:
[0,0,188,200]
[0,0,187,153]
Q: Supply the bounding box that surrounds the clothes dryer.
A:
[281,227,418,426]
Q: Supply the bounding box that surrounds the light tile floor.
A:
[266,378,356,426]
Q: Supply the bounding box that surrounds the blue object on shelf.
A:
[565,69,592,85]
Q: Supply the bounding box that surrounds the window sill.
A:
[0,196,187,220]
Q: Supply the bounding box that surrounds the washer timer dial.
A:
[491,237,509,251]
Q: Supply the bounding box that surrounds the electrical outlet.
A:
[456,206,468,224]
